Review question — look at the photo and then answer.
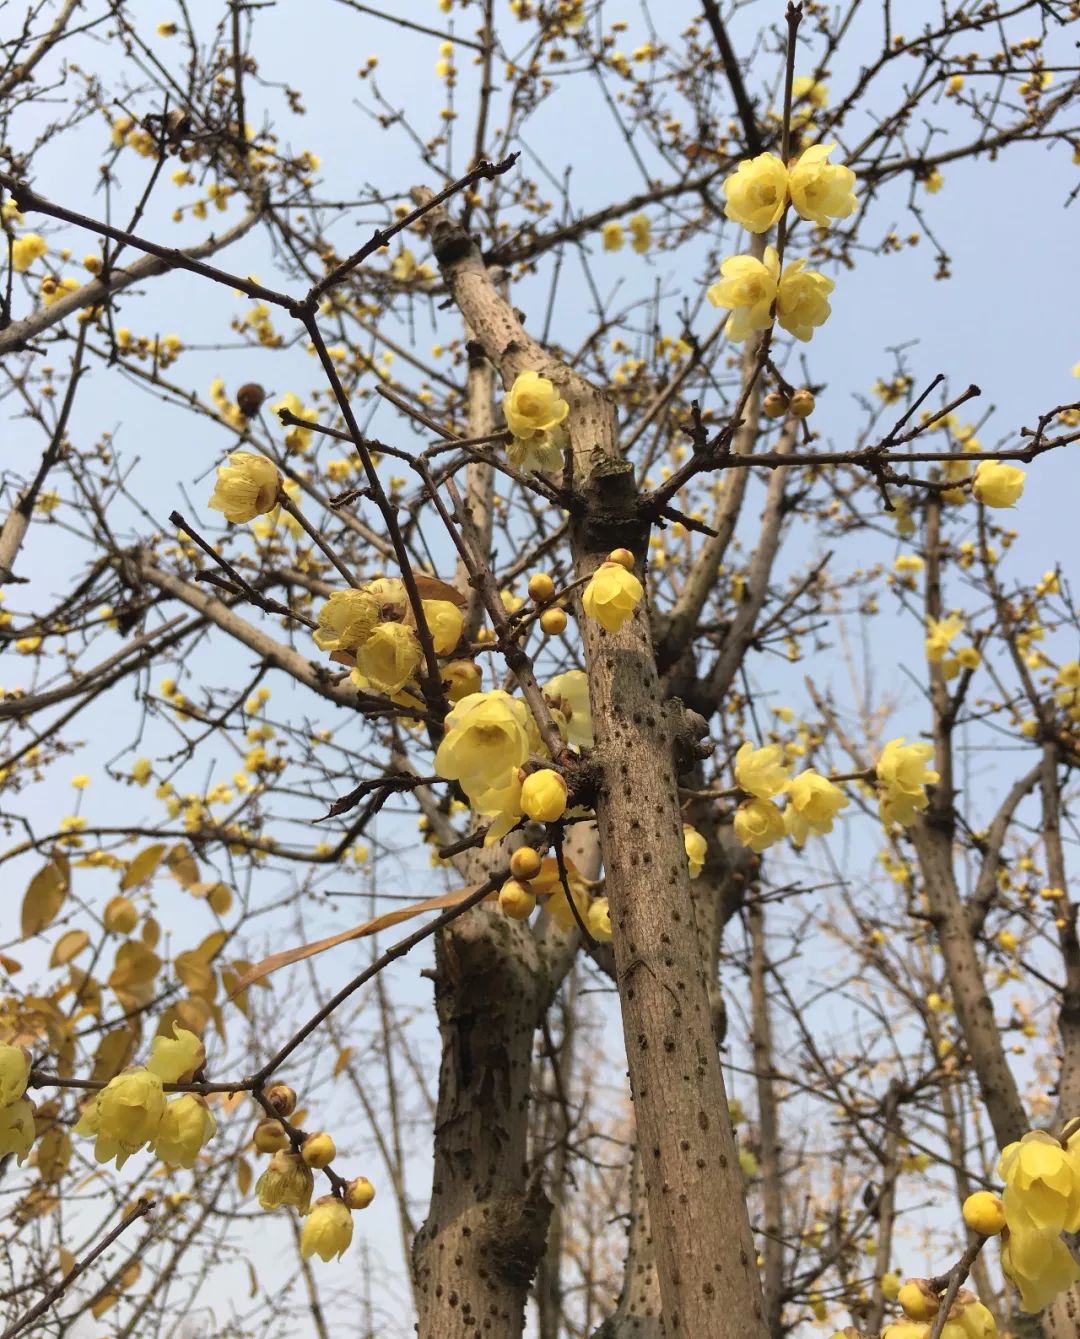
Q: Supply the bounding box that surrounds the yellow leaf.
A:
[166,843,200,888]
[142,917,161,950]
[36,1129,72,1183]
[21,855,70,938]
[58,1246,76,1277]
[1,954,23,973]
[247,1259,258,1298]
[91,1292,118,1319]
[230,883,488,993]
[208,883,233,916]
[49,930,90,968]
[174,951,215,998]
[119,1261,141,1290]
[173,996,213,1034]
[333,1047,353,1078]
[109,941,162,991]
[120,843,167,890]
[237,1157,252,1197]
[195,930,228,962]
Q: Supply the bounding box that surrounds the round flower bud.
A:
[607,548,636,571]
[253,1118,290,1154]
[528,573,556,603]
[510,846,543,881]
[499,879,537,921]
[103,894,138,935]
[587,896,612,942]
[344,1176,376,1210]
[236,383,266,417]
[441,659,482,703]
[762,390,789,419]
[521,768,568,823]
[265,1084,297,1118]
[898,1279,940,1322]
[789,388,816,418]
[540,607,567,636]
[301,1132,337,1169]
[962,1190,1006,1236]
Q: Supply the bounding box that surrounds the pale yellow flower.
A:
[582,561,643,633]
[153,1094,216,1167]
[208,452,281,523]
[504,371,569,439]
[973,460,1025,508]
[314,590,379,654]
[435,690,531,795]
[355,623,422,695]
[683,824,707,878]
[788,144,858,226]
[784,769,847,844]
[733,798,786,852]
[734,741,790,800]
[722,153,789,233]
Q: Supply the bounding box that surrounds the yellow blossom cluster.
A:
[997,1128,1080,1311]
[497,854,610,939]
[883,1286,997,1339]
[876,737,939,827]
[730,742,848,853]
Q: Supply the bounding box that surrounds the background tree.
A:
[2,1,1080,1337]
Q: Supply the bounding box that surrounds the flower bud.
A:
[236,383,266,417]
[344,1176,376,1210]
[898,1279,940,1321]
[962,1190,1006,1236]
[607,548,636,570]
[104,895,138,935]
[253,1118,290,1154]
[540,607,567,636]
[301,1132,337,1169]
[521,768,568,822]
[762,390,789,419]
[265,1084,297,1118]
[789,388,816,418]
[528,572,556,603]
[510,846,543,881]
[499,879,537,921]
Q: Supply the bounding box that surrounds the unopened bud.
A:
[528,572,556,603]
[301,1132,336,1168]
[897,1279,940,1322]
[344,1176,376,1210]
[789,388,816,418]
[253,1118,290,1154]
[236,382,266,417]
[265,1084,297,1118]
[540,607,567,636]
[510,846,543,881]
[498,879,536,921]
[762,390,789,419]
[607,548,635,570]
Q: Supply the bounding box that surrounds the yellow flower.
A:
[999,1130,1080,1234]
[314,590,379,653]
[390,249,432,282]
[924,169,944,194]
[940,1294,997,1339]
[1002,1212,1080,1312]
[148,1025,205,1084]
[71,773,91,790]
[925,614,964,663]
[545,670,592,747]
[300,1196,353,1262]
[11,233,47,271]
[881,1272,902,1301]
[788,144,858,226]
[792,75,829,109]
[587,896,612,942]
[876,738,939,827]
[256,1150,314,1213]
[602,221,624,251]
[544,872,590,930]
[733,798,786,852]
[344,1177,376,1210]
[894,554,924,575]
[897,1279,940,1321]
[684,824,707,878]
[963,1191,1007,1236]
[785,769,848,844]
[0,1045,31,1105]
[153,1094,216,1167]
[504,371,569,439]
[131,757,153,786]
[707,247,780,342]
[75,1068,166,1169]
[415,600,464,656]
[973,460,1025,508]
[776,259,835,341]
[582,562,644,633]
[734,741,791,800]
[473,773,524,845]
[356,623,422,695]
[722,153,789,233]
[440,659,482,703]
[499,879,537,920]
[628,212,651,253]
[208,452,281,523]
[0,1097,36,1164]
[435,690,531,795]
[508,423,567,474]
[521,768,568,822]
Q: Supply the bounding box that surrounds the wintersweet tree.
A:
[2,1,1080,1337]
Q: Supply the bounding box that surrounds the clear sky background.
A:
[3,0,1080,1334]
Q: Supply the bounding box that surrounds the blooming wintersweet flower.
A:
[75,1067,166,1169]
[792,75,829,109]
[785,769,848,845]
[999,1130,1080,1234]
[1001,1211,1080,1312]
[504,371,569,440]
[587,897,612,942]
[722,153,789,233]
[435,690,531,795]
[153,1094,216,1167]
[314,590,379,653]
[788,144,858,226]
[707,247,780,342]
[521,769,568,822]
[0,1096,36,1163]
[733,798,786,853]
[0,1045,30,1106]
[684,824,707,878]
[582,562,644,633]
[208,452,281,523]
[148,1025,206,1084]
[355,623,423,695]
[301,1196,354,1261]
[776,259,835,341]
[973,460,1025,508]
[441,659,482,703]
[256,1150,314,1213]
[11,233,47,272]
[545,669,592,748]
[876,738,939,827]
[734,741,791,800]
[628,213,651,253]
[416,599,464,657]
[472,773,524,845]
[602,221,624,251]
[508,423,567,474]
[925,614,965,664]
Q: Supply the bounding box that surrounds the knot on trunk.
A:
[477,1175,553,1289]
